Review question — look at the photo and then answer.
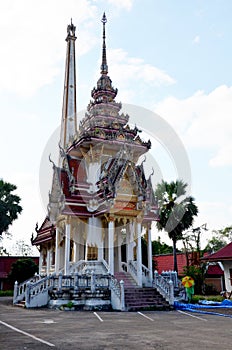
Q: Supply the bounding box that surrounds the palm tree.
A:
[155,180,198,274]
[0,179,22,236]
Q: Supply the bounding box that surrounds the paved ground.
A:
[0,297,232,349]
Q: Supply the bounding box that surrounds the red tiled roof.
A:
[153,253,187,275]
[202,242,232,261]
[206,264,224,276]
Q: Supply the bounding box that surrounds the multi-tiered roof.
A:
[32,14,158,246]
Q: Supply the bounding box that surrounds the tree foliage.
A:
[152,238,173,255]
[8,258,38,284]
[0,179,22,236]
[155,180,198,273]
[204,226,232,253]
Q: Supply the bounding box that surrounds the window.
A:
[87,245,98,260]
[229,269,232,286]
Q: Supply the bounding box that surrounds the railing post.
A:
[74,273,78,293]
[154,270,158,286]
[13,281,18,304]
[168,279,174,305]
[58,272,63,293]
[25,281,31,308]
[120,280,125,311]
[91,271,96,293]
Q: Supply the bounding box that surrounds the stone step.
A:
[14,300,26,308]
[123,285,170,311]
[127,304,170,311]
[114,272,137,287]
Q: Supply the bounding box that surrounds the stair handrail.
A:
[13,273,42,304]
[141,263,151,286]
[142,264,150,277]
[25,275,56,308]
[153,271,174,305]
[99,259,110,273]
[110,275,125,311]
[69,260,87,274]
[128,260,138,284]
[69,259,109,274]
[121,262,128,272]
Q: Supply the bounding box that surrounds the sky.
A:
[1,0,232,254]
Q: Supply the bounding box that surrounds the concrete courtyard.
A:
[0,297,231,349]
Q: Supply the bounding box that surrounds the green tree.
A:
[8,258,38,284]
[0,179,22,236]
[182,224,208,267]
[152,237,173,255]
[155,180,198,274]
[204,226,232,253]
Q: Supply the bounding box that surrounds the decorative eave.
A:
[31,217,55,246]
[143,175,159,221]
[97,146,148,203]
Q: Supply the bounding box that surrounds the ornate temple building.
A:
[14,14,173,310]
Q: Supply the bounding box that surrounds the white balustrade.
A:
[153,271,174,305]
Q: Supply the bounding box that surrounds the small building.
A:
[154,252,224,293]
[0,256,39,291]
[202,242,232,294]
[204,263,224,293]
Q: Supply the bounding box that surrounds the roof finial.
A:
[101,12,108,75]
[67,18,76,39]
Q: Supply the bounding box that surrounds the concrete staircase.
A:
[115,271,171,311]
[14,300,26,308]
[114,272,137,288]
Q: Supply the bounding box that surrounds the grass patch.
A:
[192,295,224,303]
[0,290,13,297]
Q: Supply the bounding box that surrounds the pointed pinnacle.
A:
[101,12,107,24]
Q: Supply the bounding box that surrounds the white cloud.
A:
[196,201,232,229]
[103,48,175,102]
[0,0,98,97]
[210,142,232,167]
[193,35,200,44]
[106,0,134,11]
[155,85,232,167]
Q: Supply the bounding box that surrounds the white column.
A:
[98,222,104,261]
[147,225,153,281]
[55,228,60,274]
[46,247,51,276]
[118,232,122,271]
[137,220,142,287]
[39,250,43,275]
[127,222,134,262]
[108,217,114,275]
[64,223,70,275]
[74,236,80,263]
[98,245,103,261]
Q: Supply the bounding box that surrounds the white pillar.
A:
[39,250,43,275]
[129,222,135,262]
[64,223,70,275]
[147,225,153,281]
[137,220,142,287]
[118,232,122,271]
[98,245,103,261]
[55,227,60,274]
[46,247,51,276]
[108,217,114,275]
